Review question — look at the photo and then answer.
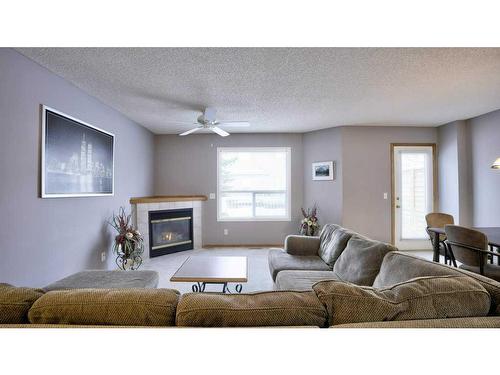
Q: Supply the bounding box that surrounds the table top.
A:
[170,256,248,283]
[428,226,500,247]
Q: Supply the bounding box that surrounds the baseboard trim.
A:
[203,244,282,249]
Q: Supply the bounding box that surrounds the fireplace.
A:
[148,208,193,257]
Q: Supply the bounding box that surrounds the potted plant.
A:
[109,207,144,270]
[300,205,320,236]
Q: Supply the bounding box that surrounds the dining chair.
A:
[425,213,456,266]
[445,225,500,281]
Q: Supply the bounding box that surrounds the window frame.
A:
[217,147,292,222]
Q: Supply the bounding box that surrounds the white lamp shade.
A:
[492,158,500,169]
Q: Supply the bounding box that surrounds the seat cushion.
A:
[459,264,500,282]
[275,270,338,291]
[28,288,180,326]
[373,251,500,315]
[0,283,45,324]
[43,270,159,291]
[268,249,331,281]
[332,235,396,286]
[332,317,500,328]
[318,224,354,266]
[313,276,491,326]
[176,291,327,327]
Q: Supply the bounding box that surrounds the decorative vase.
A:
[115,243,143,270]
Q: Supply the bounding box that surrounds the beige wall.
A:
[154,133,304,245]
[341,126,438,243]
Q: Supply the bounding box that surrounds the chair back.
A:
[425,213,454,243]
[444,225,488,267]
[425,213,454,229]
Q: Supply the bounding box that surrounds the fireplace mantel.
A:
[130,195,207,204]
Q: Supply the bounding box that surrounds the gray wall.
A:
[0,49,155,287]
[302,127,343,225]
[341,126,437,243]
[154,134,304,245]
[467,109,500,226]
[437,120,472,226]
[437,122,460,221]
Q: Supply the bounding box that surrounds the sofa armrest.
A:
[284,235,321,256]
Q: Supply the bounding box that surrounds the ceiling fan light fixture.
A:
[492,157,500,169]
[177,107,249,137]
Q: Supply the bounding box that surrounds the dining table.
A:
[427,226,500,264]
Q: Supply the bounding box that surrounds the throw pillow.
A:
[333,235,396,285]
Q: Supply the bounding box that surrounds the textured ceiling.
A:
[17,48,500,134]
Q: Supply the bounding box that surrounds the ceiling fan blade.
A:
[218,121,250,127]
[210,126,230,137]
[179,127,201,136]
[164,121,199,125]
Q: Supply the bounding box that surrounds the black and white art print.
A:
[312,161,334,181]
[41,106,114,197]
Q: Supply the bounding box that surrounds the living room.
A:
[1,1,499,373]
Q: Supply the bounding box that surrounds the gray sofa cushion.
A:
[43,270,159,291]
[318,224,354,266]
[275,270,338,291]
[373,251,500,315]
[268,249,331,282]
[333,235,396,286]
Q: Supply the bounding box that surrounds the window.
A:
[217,147,291,221]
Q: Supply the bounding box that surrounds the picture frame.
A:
[41,105,115,198]
[312,161,334,181]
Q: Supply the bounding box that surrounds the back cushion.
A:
[333,235,396,286]
[176,291,327,327]
[0,283,45,324]
[373,251,500,315]
[318,224,354,266]
[28,288,180,326]
[313,276,491,326]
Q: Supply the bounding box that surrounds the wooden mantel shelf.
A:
[130,195,208,204]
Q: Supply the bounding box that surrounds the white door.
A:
[393,146,435,250]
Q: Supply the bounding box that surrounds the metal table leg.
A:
[192,282,243,293]
[432,231,440,262]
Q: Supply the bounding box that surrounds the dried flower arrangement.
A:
[108,207,144,270]
[300,205,320,236]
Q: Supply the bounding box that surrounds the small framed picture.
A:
[312,161,334,181]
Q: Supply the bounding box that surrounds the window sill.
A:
[217,217,291,222]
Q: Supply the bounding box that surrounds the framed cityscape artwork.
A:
[41,105,114,198]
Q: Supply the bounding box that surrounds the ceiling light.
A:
[492,158,500,169]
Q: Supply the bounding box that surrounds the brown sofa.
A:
[1,226,500,328]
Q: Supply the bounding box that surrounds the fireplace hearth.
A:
[148,208,193,257]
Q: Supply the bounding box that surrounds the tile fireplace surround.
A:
[130,196,207,259]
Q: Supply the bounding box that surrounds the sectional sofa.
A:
[1,224,499,328]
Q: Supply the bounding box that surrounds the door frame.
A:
[390,143,438,246]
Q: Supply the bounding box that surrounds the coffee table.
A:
[170,256,248,293]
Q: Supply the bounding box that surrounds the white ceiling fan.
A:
[179,107,250,137]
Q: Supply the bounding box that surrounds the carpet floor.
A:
[141,247,434,293]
